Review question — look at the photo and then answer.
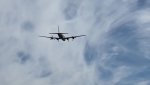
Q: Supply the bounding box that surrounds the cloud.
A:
[0,0,150,85]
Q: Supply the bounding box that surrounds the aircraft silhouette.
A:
[39,26,86,41]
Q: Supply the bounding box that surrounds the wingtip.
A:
[39,36,45,37]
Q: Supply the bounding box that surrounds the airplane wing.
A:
[65,35,86,39]
[39,36,60,40]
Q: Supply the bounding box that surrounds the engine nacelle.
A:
[50,36,54,39]
[72,36,75,39]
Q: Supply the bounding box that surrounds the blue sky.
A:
[0,0,150,85]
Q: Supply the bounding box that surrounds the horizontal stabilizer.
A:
[49,33,68,34]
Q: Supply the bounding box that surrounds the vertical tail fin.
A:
[58,25,59,33]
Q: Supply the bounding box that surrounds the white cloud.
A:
[137,80,150,85]
[0,0,150,85]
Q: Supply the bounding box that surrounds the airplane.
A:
[39,26,86,41]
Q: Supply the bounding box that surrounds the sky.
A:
[0,0,150,85]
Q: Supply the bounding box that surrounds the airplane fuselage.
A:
[58,33,65,41]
